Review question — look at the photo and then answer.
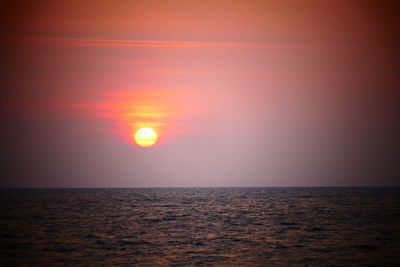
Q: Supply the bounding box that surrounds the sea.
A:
[0,187,399,266]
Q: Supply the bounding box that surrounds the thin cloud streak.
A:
[11,37,266,48]
[8,37,375,49]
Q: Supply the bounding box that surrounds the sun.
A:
[134,127,158,147]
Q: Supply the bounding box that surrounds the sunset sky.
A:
[1,0,399,187]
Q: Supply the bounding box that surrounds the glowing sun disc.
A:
[134,127,158,147]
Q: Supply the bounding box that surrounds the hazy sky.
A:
[1,0,399,187]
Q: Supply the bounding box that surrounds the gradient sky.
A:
[1,0,399,187]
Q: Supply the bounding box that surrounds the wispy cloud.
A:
[11,38,266,48]
[7,37,379,51]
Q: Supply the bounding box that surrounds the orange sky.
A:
[1,0,398,187]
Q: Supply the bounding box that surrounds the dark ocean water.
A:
[0,188,399,266]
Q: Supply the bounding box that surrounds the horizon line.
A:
[1,186,398,189]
